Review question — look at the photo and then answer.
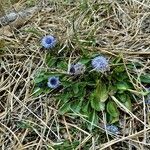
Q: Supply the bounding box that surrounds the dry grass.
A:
[0,0,150,149]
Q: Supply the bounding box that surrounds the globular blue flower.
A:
[41,35,56,49]
[106,125,119,134]
[91,56,109,72]
[69,62,86,75]
[47,76,60,89]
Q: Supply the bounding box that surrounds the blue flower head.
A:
[47,76,60,89]
[106,125,119,134]
[91,56,109,72]
[69,62,86,75]
[41,35,56,49]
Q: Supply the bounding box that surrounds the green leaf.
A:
[70,99,83,113]
[95,80,108,102]
[107,115,119,124]
[117,93,129,103]
[113,66,125,73]
[112,65,128,81]
[59,103,70,115]
[82,101,89,114]
[34,72,49,84]
[79,58,90,64]
[57,91,72,104]
[111,116,119,124]
[72,83,79,94]
[46,57,57,67]
[57,61,68,70]
[124,98,132,111]
[61,81,72,87]
[107,101,119,117]
[140,74,150,83]
[88,110,98,131]
[34,76,47,84]
[72,82,86,96]
[90,95,99,111]
[90,93,105,111]
[32,87,44,97]
[116,81,130,91]
[90,80,108,111]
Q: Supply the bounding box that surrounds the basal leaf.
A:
[107,101,119,117]
[90,96,100,111]
[72,83,79,94]
[116,81,130,91]
[107,115,119,124]
[90,93,105,111]
[124,98,132,111]
[72,82,86,96]
[82,101,90,114]
[95,80,108,102]
[117,93,128,103]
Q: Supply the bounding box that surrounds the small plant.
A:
[33,36,150,130]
